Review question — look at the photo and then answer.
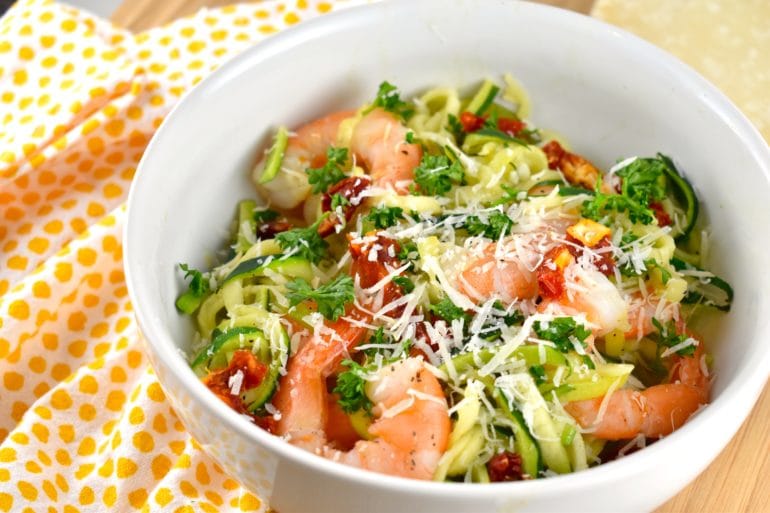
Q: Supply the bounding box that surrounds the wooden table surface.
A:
[111,1,770,512]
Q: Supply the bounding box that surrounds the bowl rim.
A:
[125,0,770,499]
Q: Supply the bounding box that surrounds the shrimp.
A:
[273,237,450,479]
[564,344,709,440]
[537,249,628,336]
[457,242,539,303]
[253,110,355,209]
[273,318,450,478]
[326,357,451,480]
[350,108,422,193]
[273,310,369,450]
[625,292,680,339]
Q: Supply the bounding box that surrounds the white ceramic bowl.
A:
[125,1,770,511]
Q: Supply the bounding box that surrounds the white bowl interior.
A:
[126,1,770,511]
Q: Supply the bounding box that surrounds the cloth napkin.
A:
[0,1,359,511]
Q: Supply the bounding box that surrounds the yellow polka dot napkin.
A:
[0,1,361,511]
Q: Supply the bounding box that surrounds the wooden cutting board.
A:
[111,2,770,512]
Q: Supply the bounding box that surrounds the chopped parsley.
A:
[581,355,596,370]
[305,147,348,194]
[533,317,591,353]
[334,360,372,413]
[462,211,515,239]
[430,297,469,322]
[529,364,546,385]
[413,154,464,196]
[330,193,350,210]
[479,301,524,341]
[392,276,415,294]
[253,208,279,224]
[582,156,669,225]
[652,318,696,356]
[179,263,209,297]
[397,241,419,262]
[488,184,522,207]
[286,275,354,321]
[370,81,414,120]
[493,301,525,326]
[368,326,388,346]
[405,131,415,144]
[620,257,672,283]
[617,157,667,207]
[582,182,655,225]
[447,113,464,141]
[275,217,329,263]
[365,205,404,229]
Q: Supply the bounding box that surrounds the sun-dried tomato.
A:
[537,245,572,300]
[318,176,371,237]
[408,322,439,359]
[649,201,672,227]
[252,414,278,434]
[487,451,524,482]
[459,111,486,132]
[202,351,281,433]
[542,140,602,191]
[256,219,293,239]
[497,117,526,136]
[542,140,567,170]
[565,234,616,276]
[348,234,404,307]
[202,350,269,414]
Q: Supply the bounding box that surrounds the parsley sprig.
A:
[286,275,354,321]
[652,318,695,356]
[533,317,591,353]
[253,209,279,224]
[333,360,372,413]
[305,147,348,194]
[370,81,414,120]
[413,154,464,196]
[276,217,329,263]
[365,205,404,229]
[330,193,350,210]
[617,158,667,207]
[430,297,469,323]
[392,276,415,294]
[462,211,515,240]
[179,263,209,297]
[582,157,668,224]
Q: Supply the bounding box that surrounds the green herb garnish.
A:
[179,263,209,297]
[652,318,695,356]
[370,81,414,120]
[413,154,464,196]
[286,275,354,321]
[330,193,350,210]
[276,217,329,263]
[462,211,515,240]
[529,364,547,385]
[582,156,669,225]
[334,360,372,413]
[305,147,348,194]
[392,276,415,294]
[430,297,469,322]
[533,317,591,353]
[366,205,405,229]
[253,209,279,224]
[397,241,419,262]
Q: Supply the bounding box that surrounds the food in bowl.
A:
[174,76,732,482]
